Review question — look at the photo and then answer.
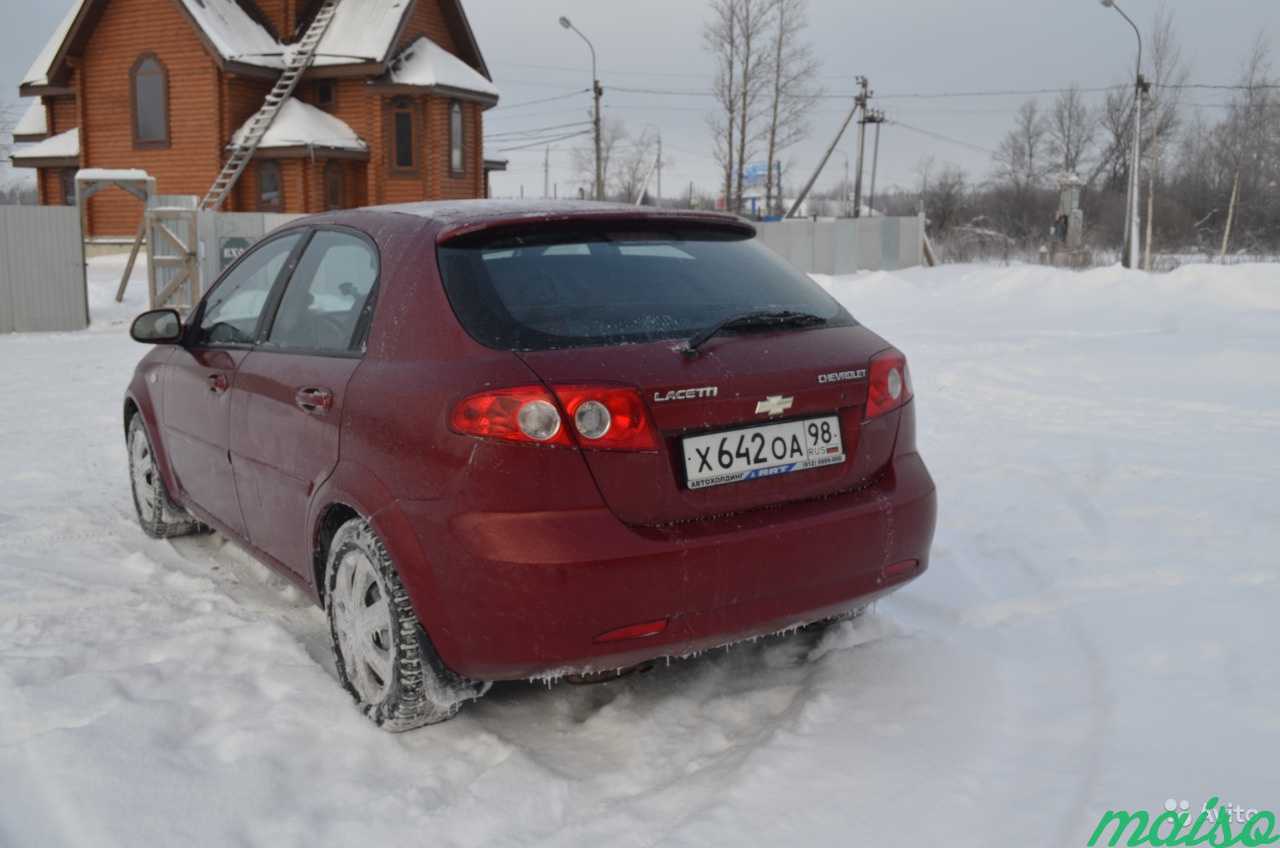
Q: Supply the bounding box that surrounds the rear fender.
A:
[307,461,444,623]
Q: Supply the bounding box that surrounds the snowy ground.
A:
[1,254,1278,846]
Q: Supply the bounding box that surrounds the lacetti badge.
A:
[654,386,719,403]
[755,395,795,417]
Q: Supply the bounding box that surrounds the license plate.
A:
[682,416,845,490]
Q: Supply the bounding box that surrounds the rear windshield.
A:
[436,223,854,351]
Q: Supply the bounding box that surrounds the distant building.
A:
[9,0,501,236]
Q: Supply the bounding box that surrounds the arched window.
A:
[131,54,169,148]
[325,160,344,210]
[257,161,283,212]
[449,100,465,175]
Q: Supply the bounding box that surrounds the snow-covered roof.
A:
[77,168,152,182]
[311,0,410,67]
[21,0,86,87]
[388,36,500,99]
[232,98,367,152]
[11,128,80,164]
[14,100,49,139]
[178,0,283,69]
[23,0,495,93]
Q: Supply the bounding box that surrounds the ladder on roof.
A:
[199,0,342,211]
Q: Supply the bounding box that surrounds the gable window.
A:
[391,101,417,172]
[325,160,344,210]
[449,100,465,175]
[131,54,169,148]
[316,80,335,109]
[257,161,283,212]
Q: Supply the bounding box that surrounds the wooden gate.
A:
[146,196,199,312]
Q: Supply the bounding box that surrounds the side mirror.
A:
[131,309,184,345]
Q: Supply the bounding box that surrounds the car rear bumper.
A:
[396,451,936,681]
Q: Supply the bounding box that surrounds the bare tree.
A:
[1047,84,1097,176]
[923,164,968,237]
[705,0,740,209]
[761,0,821,217]
[991,100,1052,239]
[1142,4,1189,267]
[732,0,773,213]
[994,100,1050,191]
[1219,35,1273,257]
[570,117,627,199]
[612,128,662,203]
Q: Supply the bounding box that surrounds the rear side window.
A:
[437,224,852,351]
[265,231,378,353]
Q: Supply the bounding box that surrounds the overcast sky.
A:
[6,0,1280,199]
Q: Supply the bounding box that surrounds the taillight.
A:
[552,385,659,451]
[450,384,659,451]
[866,349,913,420]
[450,386,573,446]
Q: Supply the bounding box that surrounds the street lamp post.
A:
[1101,0,1144,269]
[559,16,603,201]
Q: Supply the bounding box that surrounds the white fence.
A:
[197,211,301,295]
[756,216,924,274]
[0,206,87,334]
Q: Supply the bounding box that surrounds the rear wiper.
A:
[683,310,828,356]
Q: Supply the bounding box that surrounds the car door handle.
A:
[295,387,334,415]
[208,373,230,394]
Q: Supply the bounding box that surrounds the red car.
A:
[125,201,936,730]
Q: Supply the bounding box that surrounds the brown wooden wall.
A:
[396,0,459,54]
[79,0,223,235]
[254,0,299,39]
[25,0,489,229]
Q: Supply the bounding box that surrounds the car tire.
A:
[127,414,209,539]
[325,518,487,731]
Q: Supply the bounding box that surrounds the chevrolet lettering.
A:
[818,369,868,384]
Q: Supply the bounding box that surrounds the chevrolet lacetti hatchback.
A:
[124,201,936,731]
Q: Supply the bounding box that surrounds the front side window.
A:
[195,232,302,347]
[393,106,416,171]
[258,161,282,212]
[449,100,464,175]
[132,54,169,147]
[437,223,853,351]
[265,230,378,353]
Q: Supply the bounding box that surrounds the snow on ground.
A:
[1,254,1278,846]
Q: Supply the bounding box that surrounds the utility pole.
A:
[543,146,550,199]
[787,76,866,219]
[851,77,872,218]
[868,114,884,215]
[559,16,604,201]
[593,78,604,200]
[1100,0,1144,268]
[656,133,663,206]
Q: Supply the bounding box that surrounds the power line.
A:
[509,81,1279,106]
[494,129,592,153]
[886,120,996,156]
[485,120,592,140]
[491,89,589,112]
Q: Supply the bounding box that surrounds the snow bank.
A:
[0,259,1276,845]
